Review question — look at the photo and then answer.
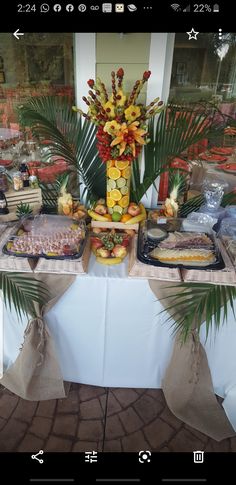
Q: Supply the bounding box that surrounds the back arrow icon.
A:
[13,29,24,40]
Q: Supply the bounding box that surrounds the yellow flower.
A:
[104,120,121,135]
[124,105,141,122]
[103,101,116,118]
[110,121,147,157]
[116,90,127,107]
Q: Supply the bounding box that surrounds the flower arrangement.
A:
[73,68,164,163]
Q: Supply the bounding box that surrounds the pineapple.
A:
[162,170,185,218]
[57,175,73,217]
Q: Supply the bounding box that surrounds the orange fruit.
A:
[107,197,115,208]
[122,166,131,179]
[103,213,112,221]
[107,160,115,168]
[115,160,129,170]
[118,195,129,208]
[108,167,121,180]
[110,189,122,201]
[121,214,132,223]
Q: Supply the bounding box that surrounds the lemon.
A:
[121,186,129,195]
[113,205,123,214]
[107,185,111,192]
[107,179,116,189]
[110,189,122,201]
[108,207,114,214]
[118,195,129,208]
[115,160,129,170]
[108,167,121,180]
[112,212,122,222]
[116,177,126,188]
[107,197,115,208]
[122,166,131,179]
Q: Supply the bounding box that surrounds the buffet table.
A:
[2,254,236,434]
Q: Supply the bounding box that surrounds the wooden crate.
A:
[91,220,139,231]
[0,187,42,222]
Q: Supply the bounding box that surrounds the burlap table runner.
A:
[1,273,76,400]
[149,280,235,441]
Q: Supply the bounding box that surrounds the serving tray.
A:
[2,215,88,260]
[137,221,225,271]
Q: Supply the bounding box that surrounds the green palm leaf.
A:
[131,103,224,202]
[0,272,49,320]
[18,96,105,202]
[180,191,236,217]
[160,283,236,342]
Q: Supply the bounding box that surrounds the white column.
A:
[74,33,96,200]
[142,33,175,208]
[74,33,96,109]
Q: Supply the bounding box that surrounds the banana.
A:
[125,213,146,225]
[88,210,108,222]
[139,203,147,218]
[96,256,122,265]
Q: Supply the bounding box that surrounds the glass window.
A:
[169,33,236,118]
[0,33,74,128]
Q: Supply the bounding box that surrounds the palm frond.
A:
[18,96,105,202]
[0,272,49,320]
[180,191,236,217]
[160,283,236,342]
[39,172,71,210]
[131,103,225,202]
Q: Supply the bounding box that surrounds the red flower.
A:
[116,68,124,78]
[87,79,95,88]
[143,70,151,81]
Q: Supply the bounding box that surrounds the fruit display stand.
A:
[91,220,139,231]
[0,187,42,222]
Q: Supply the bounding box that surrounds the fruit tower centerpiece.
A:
[73,68,164,225]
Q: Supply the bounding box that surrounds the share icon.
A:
[31,450,44,464]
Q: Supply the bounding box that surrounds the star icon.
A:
[187,28,199,40]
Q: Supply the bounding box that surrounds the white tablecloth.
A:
[2,254,236,430]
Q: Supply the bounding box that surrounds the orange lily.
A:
[110,121,147,157]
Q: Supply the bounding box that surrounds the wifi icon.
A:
[171,3,181,11]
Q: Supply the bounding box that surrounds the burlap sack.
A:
[1,273,75,401]
[149,280,235,441]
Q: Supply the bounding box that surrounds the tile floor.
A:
[0,384,235,452]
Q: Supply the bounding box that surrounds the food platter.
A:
[2,214,88,260]
[137,220,225,270]
[210,147,233,156]
[215,162,236,174]
[199,152,228,163]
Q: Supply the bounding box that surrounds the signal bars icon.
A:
[183,4,191,12]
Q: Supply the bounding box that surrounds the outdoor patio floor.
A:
[0,384,236,452]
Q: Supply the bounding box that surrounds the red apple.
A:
[96,247,111,258]
[112,245,127,258]
[128,203,141,216]
[91,237,104,251]
[121,236,130,248]
[95,204,107,215]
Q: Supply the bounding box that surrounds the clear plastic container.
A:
[219,217,236,238]
[225,205,236,219]
[12,171,23,191]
